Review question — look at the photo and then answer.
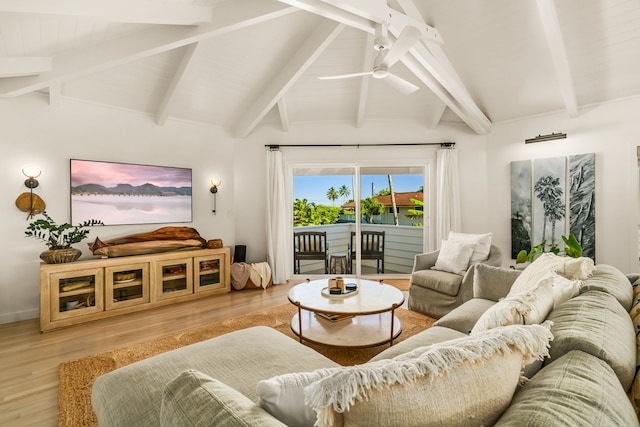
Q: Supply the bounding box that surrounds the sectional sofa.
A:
[92,254,640,426]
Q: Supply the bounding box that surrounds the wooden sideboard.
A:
[39,247,230,332]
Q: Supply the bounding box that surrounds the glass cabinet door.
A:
[105,263,150,310]
[154,259,193,300]
[51,268,104,320]
[194,254,226,293]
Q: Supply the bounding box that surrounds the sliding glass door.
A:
[292,164,425,277]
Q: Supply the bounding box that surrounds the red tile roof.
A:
[341,192,423,209]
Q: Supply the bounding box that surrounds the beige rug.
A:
[58,303,434,427]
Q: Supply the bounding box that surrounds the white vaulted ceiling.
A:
[1,0,640,137]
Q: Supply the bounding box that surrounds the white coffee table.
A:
[287,278,405,348]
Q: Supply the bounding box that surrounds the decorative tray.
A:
[321,285,358,299]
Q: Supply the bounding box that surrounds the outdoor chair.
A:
[348,231,385,274]
[293,231,329,274]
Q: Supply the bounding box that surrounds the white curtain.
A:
[266,149,292,284]
[436,146,462,245]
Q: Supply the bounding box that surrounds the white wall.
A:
[5,93,638,324]
[0,95,236,323]
[235,119,491,265]
[486,97,640,273]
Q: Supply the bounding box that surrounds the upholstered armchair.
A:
[408,244,502,319]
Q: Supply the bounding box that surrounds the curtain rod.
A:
[266,142,454,150]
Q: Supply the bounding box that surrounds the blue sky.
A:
[294,174,424,206]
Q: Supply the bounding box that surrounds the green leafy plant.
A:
[562,232,583,258]
[25,211,104,249]
[516,240,546,264]
[516,232,583,264]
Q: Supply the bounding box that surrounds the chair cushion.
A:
[434,298,496,334]
[473,263,520,302]
[411,269,464,297]
[160,370,286,427]
[432,239,475,275]
[495,350,638,427]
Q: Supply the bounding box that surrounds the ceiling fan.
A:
[318,24,422,94]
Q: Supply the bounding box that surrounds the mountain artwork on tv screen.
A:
[70,159,192,226]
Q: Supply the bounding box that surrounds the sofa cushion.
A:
[305,323,553,427]
[509,253,595,295]
[411,269,463,296]
[495,350,639,427]
[160,370,286,427]
[92,326,340,427]
[447,231,492,264]
[257,368,342,427]
[433,298,496,334]
[369,326,468,362]
[472,263,520,302]
[580,264,634,311]
[546,290,636,391]
[432,239,475,275]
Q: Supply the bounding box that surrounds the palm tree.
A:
[388,174,399,226]
[326,187,338,206]
[338,185,351,203]
[293,198,311,226]
[533,175,563,242]
[546,196,565,243]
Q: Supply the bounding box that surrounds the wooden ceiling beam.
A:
[0,0,298,98]
[0,0,213,25]
[233,20,344,138]
[156,43,199,126]
[0,57,51,78]
[356,33,375,128]
[536,0,578,117]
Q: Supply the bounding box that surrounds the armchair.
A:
[408,244,502,319]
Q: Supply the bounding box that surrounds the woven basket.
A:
[39,248,82,264]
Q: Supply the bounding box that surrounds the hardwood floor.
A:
[0,280,408,426]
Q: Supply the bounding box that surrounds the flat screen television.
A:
[70,159,192,226]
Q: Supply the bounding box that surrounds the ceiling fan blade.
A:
[381,26,421,68]
[384,73,420,94]
[318,71,373,80]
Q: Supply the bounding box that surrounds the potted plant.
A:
[25,211,104,263]
[515,233,584,268]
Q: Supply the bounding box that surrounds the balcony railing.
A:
[292,223,424,275]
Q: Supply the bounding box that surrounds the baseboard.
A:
[0,308,39,325]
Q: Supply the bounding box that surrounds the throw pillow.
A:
[471,278,555,335]
[473,263,522,301]
[257,368,342,427]
[448,231,492,264]
[304,323,553,427]
[546,271,581,309]
[432,240,475,275]
[509,253,595,295]
[160,370,287,427]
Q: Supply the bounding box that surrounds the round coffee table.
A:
[287,279,405,348]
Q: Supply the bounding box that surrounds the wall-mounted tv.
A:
[70,159,192,226]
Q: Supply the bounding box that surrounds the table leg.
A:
[296,302,303,343]
[390,304,399,346]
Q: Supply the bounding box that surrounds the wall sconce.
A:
[525,132,567,144]
[16,168,46,219]
[210,179,221,215]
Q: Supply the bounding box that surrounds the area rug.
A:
[58,303,434,427]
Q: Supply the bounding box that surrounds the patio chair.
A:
[293,231,329,274]
[348,231,385,274]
